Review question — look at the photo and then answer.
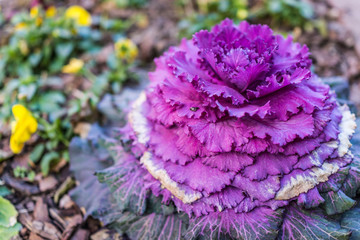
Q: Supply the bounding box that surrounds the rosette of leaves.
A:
[94,20,360,239]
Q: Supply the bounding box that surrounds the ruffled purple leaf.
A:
[188,119,249,152]
[201,152,253,172]
[148,124,192,165]
[243,112,315,146]
[317,167,349,193]
[242,153,298,181]
[297,188,325,209]
[232,174,280,202]
[164,158,236,194]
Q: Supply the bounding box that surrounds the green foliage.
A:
[13,166,36,181]
[0,9,99,79]
[103,0,148,8]
[177,0,316,39]
[0,5,138,178]
[106,53,138,93]
[263,0,314,28]
[178,0,248,38]
[0,196,21,240]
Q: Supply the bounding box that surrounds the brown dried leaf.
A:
[33,197,50,222]
[39,176,58,192]
[74,123,92,139]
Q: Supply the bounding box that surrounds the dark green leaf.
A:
[69,125,114,218]
[321,190,356,215]
[96,155,149,215]
[29,51,42,66]
[55,42,74,59]
[30,144,45,164]
[341,157,360,198]
[341,205,360,240]
[279,204,350,240]
[0,222,22,240]
[40,152,60,176]
[185,208,283,240]
[0,196,18,228]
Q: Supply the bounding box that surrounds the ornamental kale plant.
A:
[96,19,360,239]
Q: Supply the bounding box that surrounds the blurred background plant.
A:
[177,0,249,38]
[0,3,139,181]
[177,0,326,39]
[101,0,148,8]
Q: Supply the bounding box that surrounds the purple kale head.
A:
[97,19,360,240]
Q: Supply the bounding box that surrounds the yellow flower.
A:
[18,40,29,55]
[62,58,84,74]
[30,6,39,18]
[10,105,38,154]
[236,9,248,20]
[15,22,27,31]
[115,39,138,63]
[45,6,57,18]
[35,17,43,26]
[65,6,92,27]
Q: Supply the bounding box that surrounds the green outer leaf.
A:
[127,213,186,240]
[341,206,360,240]
[318,167,349,193]
[95,196,186,240]
[184,208,283,240]
[341,157,360,198]
[0,222,22,240]
[321,190,356,215]
[69,128,114,218]
[279,204,351,240]
[96,158,149,215]
[0,187,11,197]
[0,197,18,228]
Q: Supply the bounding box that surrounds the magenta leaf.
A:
[242,153,298,181]
[297,188,325,209]
[164,158,236,194]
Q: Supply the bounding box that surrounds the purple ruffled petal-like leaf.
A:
[201,152,253,172]
[242,153,298,181]
[232,174,280,202]
[164,158,236,194]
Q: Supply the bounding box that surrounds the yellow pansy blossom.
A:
[10,105,38,154]
[30,6,39,18]
[45,6,57,18]
[62,58,84,74]
[19,40,29,55]
[115,39,138,63]
[236,9,248,20]
[35,17,43,26]
[65,6,92,27]
[15,22,27,31]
